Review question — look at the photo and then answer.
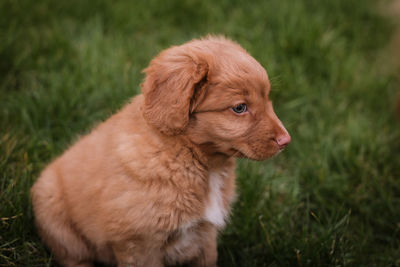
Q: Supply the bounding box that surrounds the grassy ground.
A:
[1,0,400,266]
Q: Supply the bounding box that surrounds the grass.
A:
[1,0,400,266]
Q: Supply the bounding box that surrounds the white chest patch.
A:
[204,172,228,227]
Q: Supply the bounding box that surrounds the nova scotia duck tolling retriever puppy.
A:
[31,36,291,267]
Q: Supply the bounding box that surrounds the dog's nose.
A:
[275,133,291,149]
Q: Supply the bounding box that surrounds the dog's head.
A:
[142,36,290,160]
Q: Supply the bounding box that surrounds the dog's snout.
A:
[275,132,291,149]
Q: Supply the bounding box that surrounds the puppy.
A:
[31,36,291,267]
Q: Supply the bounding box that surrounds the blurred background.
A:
[1,0,400,266]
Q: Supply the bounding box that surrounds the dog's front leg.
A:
[189,226,218,267]
[112,240,163,267]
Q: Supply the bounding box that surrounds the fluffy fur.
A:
[31,36,291,267]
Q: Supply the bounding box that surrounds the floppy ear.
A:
[141,46,209,135]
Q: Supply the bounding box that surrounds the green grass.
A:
[1,0,400,266]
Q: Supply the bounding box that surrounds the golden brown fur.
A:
[31,36,291,267]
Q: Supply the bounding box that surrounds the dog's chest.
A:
[203,171,229,227]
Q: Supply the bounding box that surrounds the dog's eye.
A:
[232,103,247,114]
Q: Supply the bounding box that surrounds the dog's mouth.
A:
[230,144,285,161]
[229,147,256,160]
[230,148,247,159]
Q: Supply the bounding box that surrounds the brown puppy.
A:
[31,36,291,267]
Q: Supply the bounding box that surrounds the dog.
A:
[31,36,291,267]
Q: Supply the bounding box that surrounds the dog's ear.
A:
[141,47,209,135]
